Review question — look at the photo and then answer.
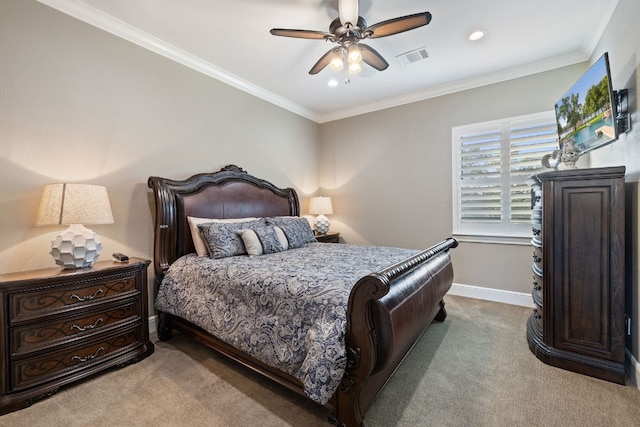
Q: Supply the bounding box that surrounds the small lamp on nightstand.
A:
[309,196,333,235]
[36,183,114,269]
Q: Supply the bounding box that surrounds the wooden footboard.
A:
[331,237,458,427]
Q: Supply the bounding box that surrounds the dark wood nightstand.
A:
[315,232,340,243]
[0,258,154,415]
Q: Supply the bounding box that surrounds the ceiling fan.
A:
[270,0,432,76]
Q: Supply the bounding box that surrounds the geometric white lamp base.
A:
[313,214,330,235]
[50,223,103,269]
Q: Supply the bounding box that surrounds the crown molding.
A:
[582,0,619,55]
[36,0,321,123]
[317,52,589,123]
[35,0,598,125]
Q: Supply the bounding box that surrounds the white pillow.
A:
[237,226,289,257]
[187,216,259,256]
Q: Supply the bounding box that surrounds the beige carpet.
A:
[2,295,639,426]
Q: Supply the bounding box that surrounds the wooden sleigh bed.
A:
[148,165,457,427]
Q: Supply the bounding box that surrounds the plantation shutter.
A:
[459,129,503,224]
[509,119,559,223]
[453,111,558,239]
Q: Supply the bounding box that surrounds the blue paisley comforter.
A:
[155,242,417,405]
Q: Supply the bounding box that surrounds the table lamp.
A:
[308,196,333,235]
[36,183,114,269]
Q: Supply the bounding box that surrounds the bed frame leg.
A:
[157,312,173,341]
[434,300,447,322]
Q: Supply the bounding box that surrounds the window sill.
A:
[452,234,531,246]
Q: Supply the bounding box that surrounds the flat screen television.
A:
[554,52,618,155]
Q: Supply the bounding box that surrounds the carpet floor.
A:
[1,295,639,426]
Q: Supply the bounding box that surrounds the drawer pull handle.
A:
[69,288,103,302]
[70,318,104,332]
[71,346,104,363]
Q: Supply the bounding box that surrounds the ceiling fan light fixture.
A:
[270,4,432,78]
[348,44,362,64]
[329,49,344,71]
[348,62,362,74]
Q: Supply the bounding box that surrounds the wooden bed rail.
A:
[374,237,458,284]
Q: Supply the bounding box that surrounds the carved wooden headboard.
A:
[147,165,299,284]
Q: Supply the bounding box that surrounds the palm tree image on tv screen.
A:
[554,53,617,155]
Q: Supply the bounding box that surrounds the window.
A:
[452,111,558,242]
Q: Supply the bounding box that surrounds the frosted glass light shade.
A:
[348,62,362,74]
[348,44,362,64]
[329,50,344,71]
[309,196,333,234]
[338,0,358,25]
[36,183,114,269]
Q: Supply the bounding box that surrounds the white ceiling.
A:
[38,0,618,123]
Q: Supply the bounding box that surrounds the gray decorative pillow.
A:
[266,217,317,249]
[197,219,266,259]
[187,216,260,256]
[237,226,287,257]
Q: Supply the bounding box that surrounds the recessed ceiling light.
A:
[469,31,484,41]
[328,79,338,87]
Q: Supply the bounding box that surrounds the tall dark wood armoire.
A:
[526,166,626,384]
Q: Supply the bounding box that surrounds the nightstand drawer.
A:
[10,327,142,392]
[10,300,141,355]
[9,274,138,324]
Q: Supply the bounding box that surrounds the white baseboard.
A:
[626,349,640,388]
[448,282,534,307]
[149,315,157,335]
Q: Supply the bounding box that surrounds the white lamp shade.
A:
[36,183,114,269]
[36,183,114,225]
[308,196,333,215]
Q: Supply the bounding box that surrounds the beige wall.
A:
[0,0,319,291]
[587,0,640,373]
[319,64,586,295]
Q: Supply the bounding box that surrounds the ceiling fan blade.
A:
[309,49,335,75]
[364,12,432,39]
[359,44,389,71]
[270,28,332,40]
[338,0,358,26]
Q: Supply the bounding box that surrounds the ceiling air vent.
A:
[396,47,429,66]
